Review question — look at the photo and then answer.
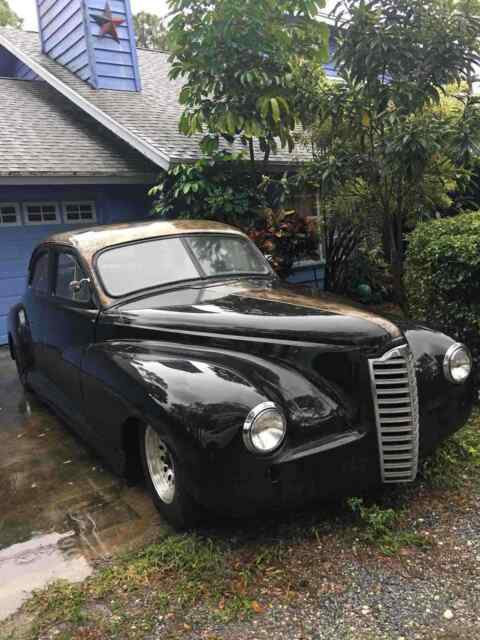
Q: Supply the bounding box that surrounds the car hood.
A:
[102,280,402,348]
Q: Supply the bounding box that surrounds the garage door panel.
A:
[1,222,102,345]
[0,283,27,343]
[0,259,30,279]
[0,293,26,316]
[0,275,28,298]
[1,243,35,261]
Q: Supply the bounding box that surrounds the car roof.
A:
[43,219,247,257]
[37,219,249,308]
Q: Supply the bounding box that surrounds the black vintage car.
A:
[8,220,475,528]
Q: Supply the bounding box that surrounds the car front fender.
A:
[402,324,475,454]
[81,339,346,452]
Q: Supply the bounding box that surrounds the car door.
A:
[42,247,99,424]
[21,248,54,390]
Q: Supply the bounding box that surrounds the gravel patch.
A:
[171,493,480,640]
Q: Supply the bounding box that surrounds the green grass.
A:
[90,533,259,621]
[2,534,272,639]
[421,409,480,489]
[347,496,433,555]
[343,409,480,555]
[343,409,480,554]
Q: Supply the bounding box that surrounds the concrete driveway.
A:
[0,347,164,621]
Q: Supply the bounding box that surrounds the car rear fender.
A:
[8,303,34,367]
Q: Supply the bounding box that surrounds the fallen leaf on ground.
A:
[251,600,264,614]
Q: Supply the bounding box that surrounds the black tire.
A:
[139,423,201,530]
[9,336,32,392]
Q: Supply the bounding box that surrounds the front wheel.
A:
[140,424,200,530]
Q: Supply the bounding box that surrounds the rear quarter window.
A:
[30,252,50,295]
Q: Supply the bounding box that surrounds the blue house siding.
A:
[287,262,326,290]
[324,33,339,80]
[13,60,40,81]
[36,0,93,84]
[35,0,142,92]
[0,183,152,345]
[0,47,40,80]
[87,0,142,91]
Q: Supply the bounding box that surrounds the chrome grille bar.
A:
[369,344,419,483]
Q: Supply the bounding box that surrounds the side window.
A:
[31,253,50,295]
[54,253,90,303]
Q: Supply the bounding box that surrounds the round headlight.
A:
[243,402,286,454]
[443,343,472,384]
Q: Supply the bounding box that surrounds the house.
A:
[0,0,334,346]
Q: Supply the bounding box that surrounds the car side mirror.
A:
[69,278,91,294]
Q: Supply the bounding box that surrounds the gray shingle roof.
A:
[0,75,158,177]
[0,27,310,170]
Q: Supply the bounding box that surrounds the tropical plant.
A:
[0,0,22,28]
[134,11,168,50]
[249,209,320,278]
[149,152,263,227]
[305,0,480,306]
[166,0,329,173]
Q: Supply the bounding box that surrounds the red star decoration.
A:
[92,2,125,43]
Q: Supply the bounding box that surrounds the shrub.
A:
[405,212,480,382]
[149,153,262,227]
[248,209,320,279]
[150,159,320,278]
[342,244,392,304]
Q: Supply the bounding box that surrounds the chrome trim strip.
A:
[275,429,366,464]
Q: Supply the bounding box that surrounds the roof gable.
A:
[0,28,311,171]
[0,75,157,178]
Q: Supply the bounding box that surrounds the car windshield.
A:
[96,234,271,297]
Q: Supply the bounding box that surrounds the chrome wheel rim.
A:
[145,426,175,505]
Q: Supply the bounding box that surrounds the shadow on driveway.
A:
[0,347,165,620]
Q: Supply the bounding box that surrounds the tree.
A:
[166,0,329,174]
[134,11,167,50]
[0,0,23,28]
[306,0,480,306]
[150,152,263,226]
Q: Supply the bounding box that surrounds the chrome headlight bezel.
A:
[443,343,472,385]
[243,402,286,455]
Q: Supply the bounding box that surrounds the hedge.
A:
[405,212,480,383]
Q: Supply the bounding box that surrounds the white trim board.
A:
[0,175,157,186]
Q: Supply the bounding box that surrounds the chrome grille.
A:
[369,344,419,483]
